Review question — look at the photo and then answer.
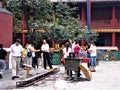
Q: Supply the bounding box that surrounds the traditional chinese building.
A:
[0,1,12,47]
[51,0,120,50]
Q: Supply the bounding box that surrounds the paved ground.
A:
[0,61,120,90]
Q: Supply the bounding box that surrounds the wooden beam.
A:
[93,29,120,33]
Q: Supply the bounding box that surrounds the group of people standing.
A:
[61,39,97,74]
[0,38,97,80]
[0,38,53,80]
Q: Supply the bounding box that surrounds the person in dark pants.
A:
[0,44,7,79]
[41,39,53,70]
[31,41,40,69]
[86,42,91,68]
[32,54,38,68]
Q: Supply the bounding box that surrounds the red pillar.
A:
[111,6,116,46]
[22,15,26,46]
[111,6,116,28]
[22,33,25,46]
[112,32,115,46]
[52,40,55,48]
[81,7,85,23]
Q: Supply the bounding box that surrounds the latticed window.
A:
[115,6,120,20]
[91,7,112,20]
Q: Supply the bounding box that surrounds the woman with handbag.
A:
[23,42,40,77]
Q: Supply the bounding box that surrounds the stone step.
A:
[16,68,59,87]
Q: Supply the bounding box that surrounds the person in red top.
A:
[74,41,81,57]
[73,41,82,77]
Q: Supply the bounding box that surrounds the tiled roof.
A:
[0,8,12,15]
[50,0,120,2]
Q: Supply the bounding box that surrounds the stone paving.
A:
[0,61,120,90]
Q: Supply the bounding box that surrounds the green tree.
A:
[42,3,98,42]
[7,0,22,29]
[7,0,99,45]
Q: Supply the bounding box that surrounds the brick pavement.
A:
[0,61,120,90]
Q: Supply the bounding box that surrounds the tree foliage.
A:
[6,0,99,44]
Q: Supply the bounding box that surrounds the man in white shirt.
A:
[10,39,23,80]
[41,39,53,69]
